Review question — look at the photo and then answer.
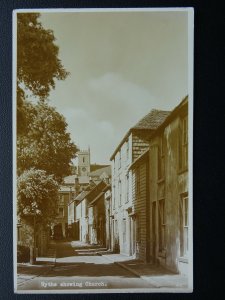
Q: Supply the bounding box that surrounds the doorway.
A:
[75,220,80,240]
[130,216,136,256]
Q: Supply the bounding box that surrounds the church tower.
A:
[77,148,91,176]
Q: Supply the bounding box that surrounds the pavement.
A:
[16,240,190,291]
[96,250,189,289]
[17,259,54,286]
[17,241,56,287]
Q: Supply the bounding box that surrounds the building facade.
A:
[52,189,71,239]
[129,150,150,261]
[67,176,90,240]
[87,181,108,246]
[110,110,170,257]
[148,96,189,275]
[74,180,108,244]
[103,185,112,250]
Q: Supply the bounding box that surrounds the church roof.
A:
[89,165,111,178]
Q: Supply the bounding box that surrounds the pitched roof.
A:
[133,109,170,130]
[63,175,75,184]
[89,165,111,178]
[90,164,109,172]
[74,180,107,203]
[149,96,188,139]
[110,109,170,160]
[85,180,107,202]
[63,175,90,185]
[129,149,149,170]
[59,186,75,193]
[74,191,89,201]
[88,192,105,207]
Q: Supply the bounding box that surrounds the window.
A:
[126,173,129,203]
[85,200,88,217]
[59,207,64,217]
[119,180,122,206]
[126,140,129,160]
[136,216,141,242]
[180,195,189,257]
[179,116,188,171]
[119,151,121,169]
[158,135,165,180]
[83,157,85,163]
[136,167,140,195]
[123,219,126,243]
[59,195,64,205]
[158,199,166,252]
[115,220,118,235]
[113,184,115,209]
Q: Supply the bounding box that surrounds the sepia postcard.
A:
[13,7,194,294]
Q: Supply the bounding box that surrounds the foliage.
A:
[17,168,59,223]
[17,101,77,182]
[17,13,69,101]
[17,245,30,263]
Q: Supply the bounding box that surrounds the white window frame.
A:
[180,195,189,258]
[125,173,129,203]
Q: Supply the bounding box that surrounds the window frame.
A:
[125,173,129,203]
[158,199,166,253]
[122,218,126,244]
[118,151,121,169]
[126,139,129,160]
[179,115,188,172]
[118,179,122,206]
[158,134,165,180]
[113,183,116,209]
[136,166,140,196]
[180,194,189,258]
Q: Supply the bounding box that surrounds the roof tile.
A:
[133,109,170,130]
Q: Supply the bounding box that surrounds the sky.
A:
[39,9,190,164]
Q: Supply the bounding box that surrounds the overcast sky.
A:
[40,10,190,164]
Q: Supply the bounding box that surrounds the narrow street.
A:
[17,240,154,291]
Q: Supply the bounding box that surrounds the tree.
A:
[17,168,59,223]
[17,168,59,263]
[17,13,69,101]
[16,14,76,261]
[17,13,70,136]
[17,101,77,182]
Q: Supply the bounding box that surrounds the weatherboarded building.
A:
[129,150,150,261]
[148,96,189,275]
[110,109,170,258]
